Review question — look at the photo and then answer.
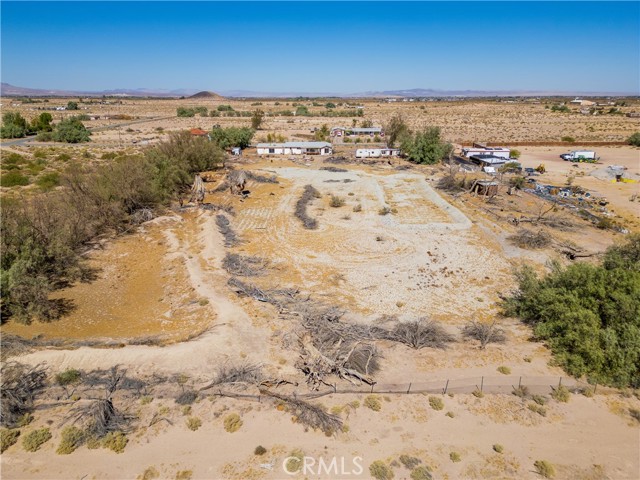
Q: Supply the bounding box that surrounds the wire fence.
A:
[209,375,594,402]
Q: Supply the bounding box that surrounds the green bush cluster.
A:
[22,428,52,452]
[504,234,640,387]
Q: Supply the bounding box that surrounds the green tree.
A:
[510,149,521,159]
[30,112,53,132]
[66,101,79,110]
[361,119,373,128]
[325,102,336,109]
[628,132,640,147]
[0,112,29,138]
[295,105,309,116]
[384,114,410,147]
[314,124,330,141]
[401,127,453,165]
[251,109,264,130]
[177,107,195,117]
[52,117,90,143]
[209,127,254,149]
[504,235,640,387]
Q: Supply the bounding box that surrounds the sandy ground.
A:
[2,160,639,479]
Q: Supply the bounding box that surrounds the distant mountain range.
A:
[1,82,636,99]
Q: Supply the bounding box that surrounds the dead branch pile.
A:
[0,362,47,427]
[222,253,265,277]
[245,171,279,184]
[295,185,321,230]
[0,334,37,360]
[460,321,507,349]
[508,229,552,249]
[68,367,132,438]
[261,390,343,435]
[324,156,351,164]
[394,164,413,171]
[437,174,464,192]
[211,181,230,193]
[385,319,454,349]
[201,363,264,391]
[130,208,154,224]
[227,277,273,303]
[216,214,240,247]
[201,203,235,215]
[320,166,348,173]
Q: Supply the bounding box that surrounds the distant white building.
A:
[330,127,383,138]
[256,141,332,155]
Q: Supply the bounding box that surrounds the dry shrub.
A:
[551,385,570,403]
[175,390,198,405]
[1,429,20,453]
[254,445,267,455]
[245,171,278,184]
[22,428,52,452]
[364,395,382,411]
[186,417,202,431]
[56,425,85,454]
[428,396,444,411]
[370,460,394,480]
[399,455,422,469]
[387,319,454,349]
[534,460,555,478]
[461,321,506,348]
[330,195,346,207]
[223,413,243,433]
[497,366,511,375]
[508,229,551,249]
[410,466,432,480]
[102,431,128,453]
[321,166,348,173]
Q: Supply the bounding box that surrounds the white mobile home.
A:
[256,142,332,156]
[331,127,384,138]
[355,148,401,158]
[462,143,511,159]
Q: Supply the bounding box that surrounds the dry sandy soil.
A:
[1,98,639,479]
[2,156,639,479]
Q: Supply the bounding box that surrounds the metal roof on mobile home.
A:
[256,142,332,148]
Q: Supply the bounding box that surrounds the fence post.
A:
[480,376,484,393]
[559,377,562,387]
[518,376,522,388]
[370,383,375,393]
[333,383,337,393]
[407,383,412,394]
[443,379,449,395]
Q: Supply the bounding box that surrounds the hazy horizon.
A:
[2,1,639,94]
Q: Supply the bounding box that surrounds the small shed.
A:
[471,180,500,196]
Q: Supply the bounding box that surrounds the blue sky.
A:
[1,1,638,94]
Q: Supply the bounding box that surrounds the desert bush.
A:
[445,411,455,418]
[1,429,20,452]
[628,132,640,147]
[388,319,454,349]
[56,425,85,454]
[140,395,153,405]
[254,445,267,455]
[534,460,555,478]
[370,460,394,480]
[512,385,529,398]
[492,444,504,453]
[140,467,159,480]
[330,195,345,207]
[52,116,91,143]
[461,321,506,348]
[561,135,575,143]
[629,408,640,422]
[175,471,193,480]
[510,149,521,159]
[410,466,432,480]
[175,390,197,405]
[472,389,484,398]
[551,385,570,403]
[428,396,444,411]
[1,171,30,187]
[497,366,511,375]
[528,403,547,416]
[35,172,61,191]
[186,417,202,431]
[449,452,461,462]
[504,234,640,387]
[508,229,551,249]
[353,203,362,212]
[55,369,81,386]
[378,206,392,215]
[285,449,304,472]
[22,428,52,452]
[102,431,127,453]
[532,395,548,405]
[364,395,382,411]
[223,413,242,433]
[399,455,422,469]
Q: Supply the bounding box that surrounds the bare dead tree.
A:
[0,362,47,428]
[461,321,507,349]
[508,229,552,249]
[200,362,264,391]
[222,253,265,277]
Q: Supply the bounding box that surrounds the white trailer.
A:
[461,146,511,159]
[355,148,382,158]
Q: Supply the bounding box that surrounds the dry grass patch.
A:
[223,413,243,433]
